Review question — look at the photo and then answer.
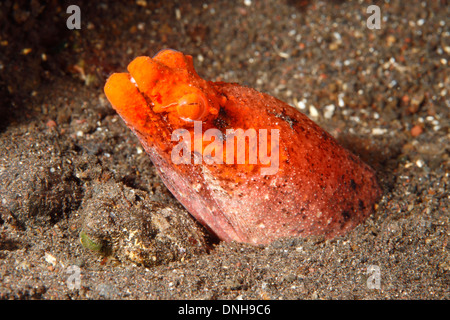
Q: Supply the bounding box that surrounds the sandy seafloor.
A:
[0,0,448,300]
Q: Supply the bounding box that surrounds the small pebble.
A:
[309,105,319,118]
[296,99,306,110]
[323,104,335,119]
[411,125,423,137]
[416,159,424,168]
[46,120,57,128]
[44,252,57,266]
[372,128,387,136]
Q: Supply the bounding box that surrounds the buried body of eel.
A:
[104,49,382,245]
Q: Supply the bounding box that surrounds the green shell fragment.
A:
[80,230,104,253]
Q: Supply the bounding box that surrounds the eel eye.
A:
[176,93,209,121]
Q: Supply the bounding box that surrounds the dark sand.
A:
[0,0,448,299]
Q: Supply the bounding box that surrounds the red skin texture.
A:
[104,49,382,245]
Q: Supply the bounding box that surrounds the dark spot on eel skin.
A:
[358,199,365,211]
[342,210,351,222]
[213,110,230,129]
[270,110,298,129]
[350,179,357,190]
